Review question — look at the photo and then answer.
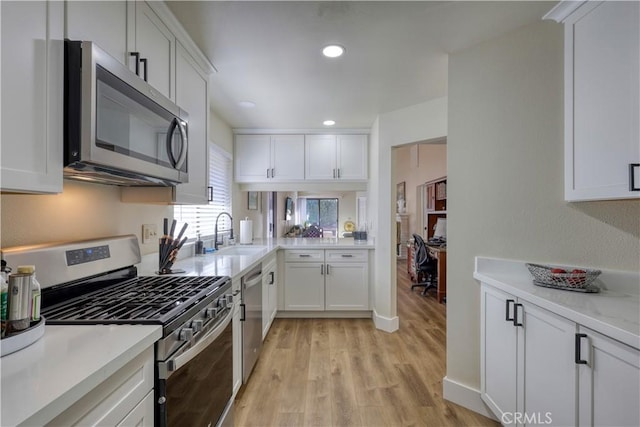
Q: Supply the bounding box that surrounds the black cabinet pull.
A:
[140,57,148,82]
[575,333,588,364]
[505,299,515,322]
[513,303,524,327]
[240,303,246,321]
[269,271,275,285]
[130,52,140,76]
[207,186,213,202]
[630,163,640,191]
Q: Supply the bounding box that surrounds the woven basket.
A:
[526,263,601,289]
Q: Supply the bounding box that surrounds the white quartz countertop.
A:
[137,237,375,280]
[0,324,162,426]
[474,257,640,350]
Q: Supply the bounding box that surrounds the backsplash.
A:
[1,180,172,255]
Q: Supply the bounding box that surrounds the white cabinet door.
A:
[271,135,305,181]
[325,263,369,310]
[337,134,368,180]
[563,1,640,200]
[577,326,640,427]
[262,260,277,339]
[284,263,325,310]
[480,284,518,419]
[235,135,271,182]
[305,135,337,180]
[519,301,576,427]
[129,1,174,100]
[1,0,63,194]
[174,42,208,204]
[116,391,154,427]
[232,297,242,396]
[65,1,128,65]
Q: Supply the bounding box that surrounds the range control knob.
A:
[179,327,194,341]
[226,293,234,304]
[192,319,204,332]
[217,296,228,309]
[206,307,219,318]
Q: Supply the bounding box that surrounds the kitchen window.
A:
[174,144,232,239]
[297,198,339,237]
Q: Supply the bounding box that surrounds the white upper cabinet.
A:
[546,1,640,201]
[128,1,175,100]
[65,1,128,65]
[174,41,209,204]
[305,134,368,181]
[1,0,64,194]
[234,135,305,182]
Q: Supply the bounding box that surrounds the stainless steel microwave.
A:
[64,40,189,186]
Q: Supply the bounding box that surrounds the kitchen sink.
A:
[215,246,267,256]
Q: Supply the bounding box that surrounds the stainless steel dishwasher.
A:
[241,263,263,383]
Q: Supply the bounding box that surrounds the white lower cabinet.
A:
[577,326,640,427]
[232,278,242,396]
[49,346,155,426]
[481,283,640,426]
[283,249,369,311]
[262,255,278,338]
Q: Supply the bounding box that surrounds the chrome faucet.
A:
[214,212,234,250]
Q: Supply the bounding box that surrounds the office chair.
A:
[411,234,438,296]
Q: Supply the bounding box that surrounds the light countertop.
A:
[474,257,640,350]
[0,324,162,426]
[137,237,375,280]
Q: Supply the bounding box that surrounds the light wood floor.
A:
[234,262,498,427]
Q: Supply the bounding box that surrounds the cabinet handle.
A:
[341,254,353,258]
[333,169,336,178]
[513,303,524,327]
[630,163,640,191]
[299,254,311,258]
[338,168,341,178]
[240,304,246,321]
[267,168,270,178]
[207,186,213,202]
[130,52,140,76]
[320,264,324,275]
[140,57,148,82]
[271,168,275,178]
[505,299,515,322]
[575,333,588,365]
[269,271,275,284]
[326,264,330,275]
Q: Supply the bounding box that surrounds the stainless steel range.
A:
[1,235,234,427]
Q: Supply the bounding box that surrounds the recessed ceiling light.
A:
[322,45,345,58]
[238,101,256,108]
[323,120,336,126]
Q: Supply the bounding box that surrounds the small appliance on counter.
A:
[240,217,253,244]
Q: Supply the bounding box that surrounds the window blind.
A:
[174,144,232,240]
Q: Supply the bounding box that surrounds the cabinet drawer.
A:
[325,250,368,263]
[284,250,324,262]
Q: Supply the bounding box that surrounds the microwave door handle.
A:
[166,118,179,167]
[174,120,188,170]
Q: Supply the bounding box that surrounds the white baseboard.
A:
[442,376,497,421]
[372,310,399,332]
[276,311,371,319]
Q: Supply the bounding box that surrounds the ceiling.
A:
[166,1,555,130]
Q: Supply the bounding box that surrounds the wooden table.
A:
[426,244,447,303]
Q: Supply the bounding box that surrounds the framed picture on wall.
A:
[248,191,259,210]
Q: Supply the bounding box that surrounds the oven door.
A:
[156,305,234,427]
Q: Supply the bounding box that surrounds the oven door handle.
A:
[164,305,233,376]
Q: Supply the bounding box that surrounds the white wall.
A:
[371,97,448,330]
[0,180,172,255]
[446,19,640,406]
